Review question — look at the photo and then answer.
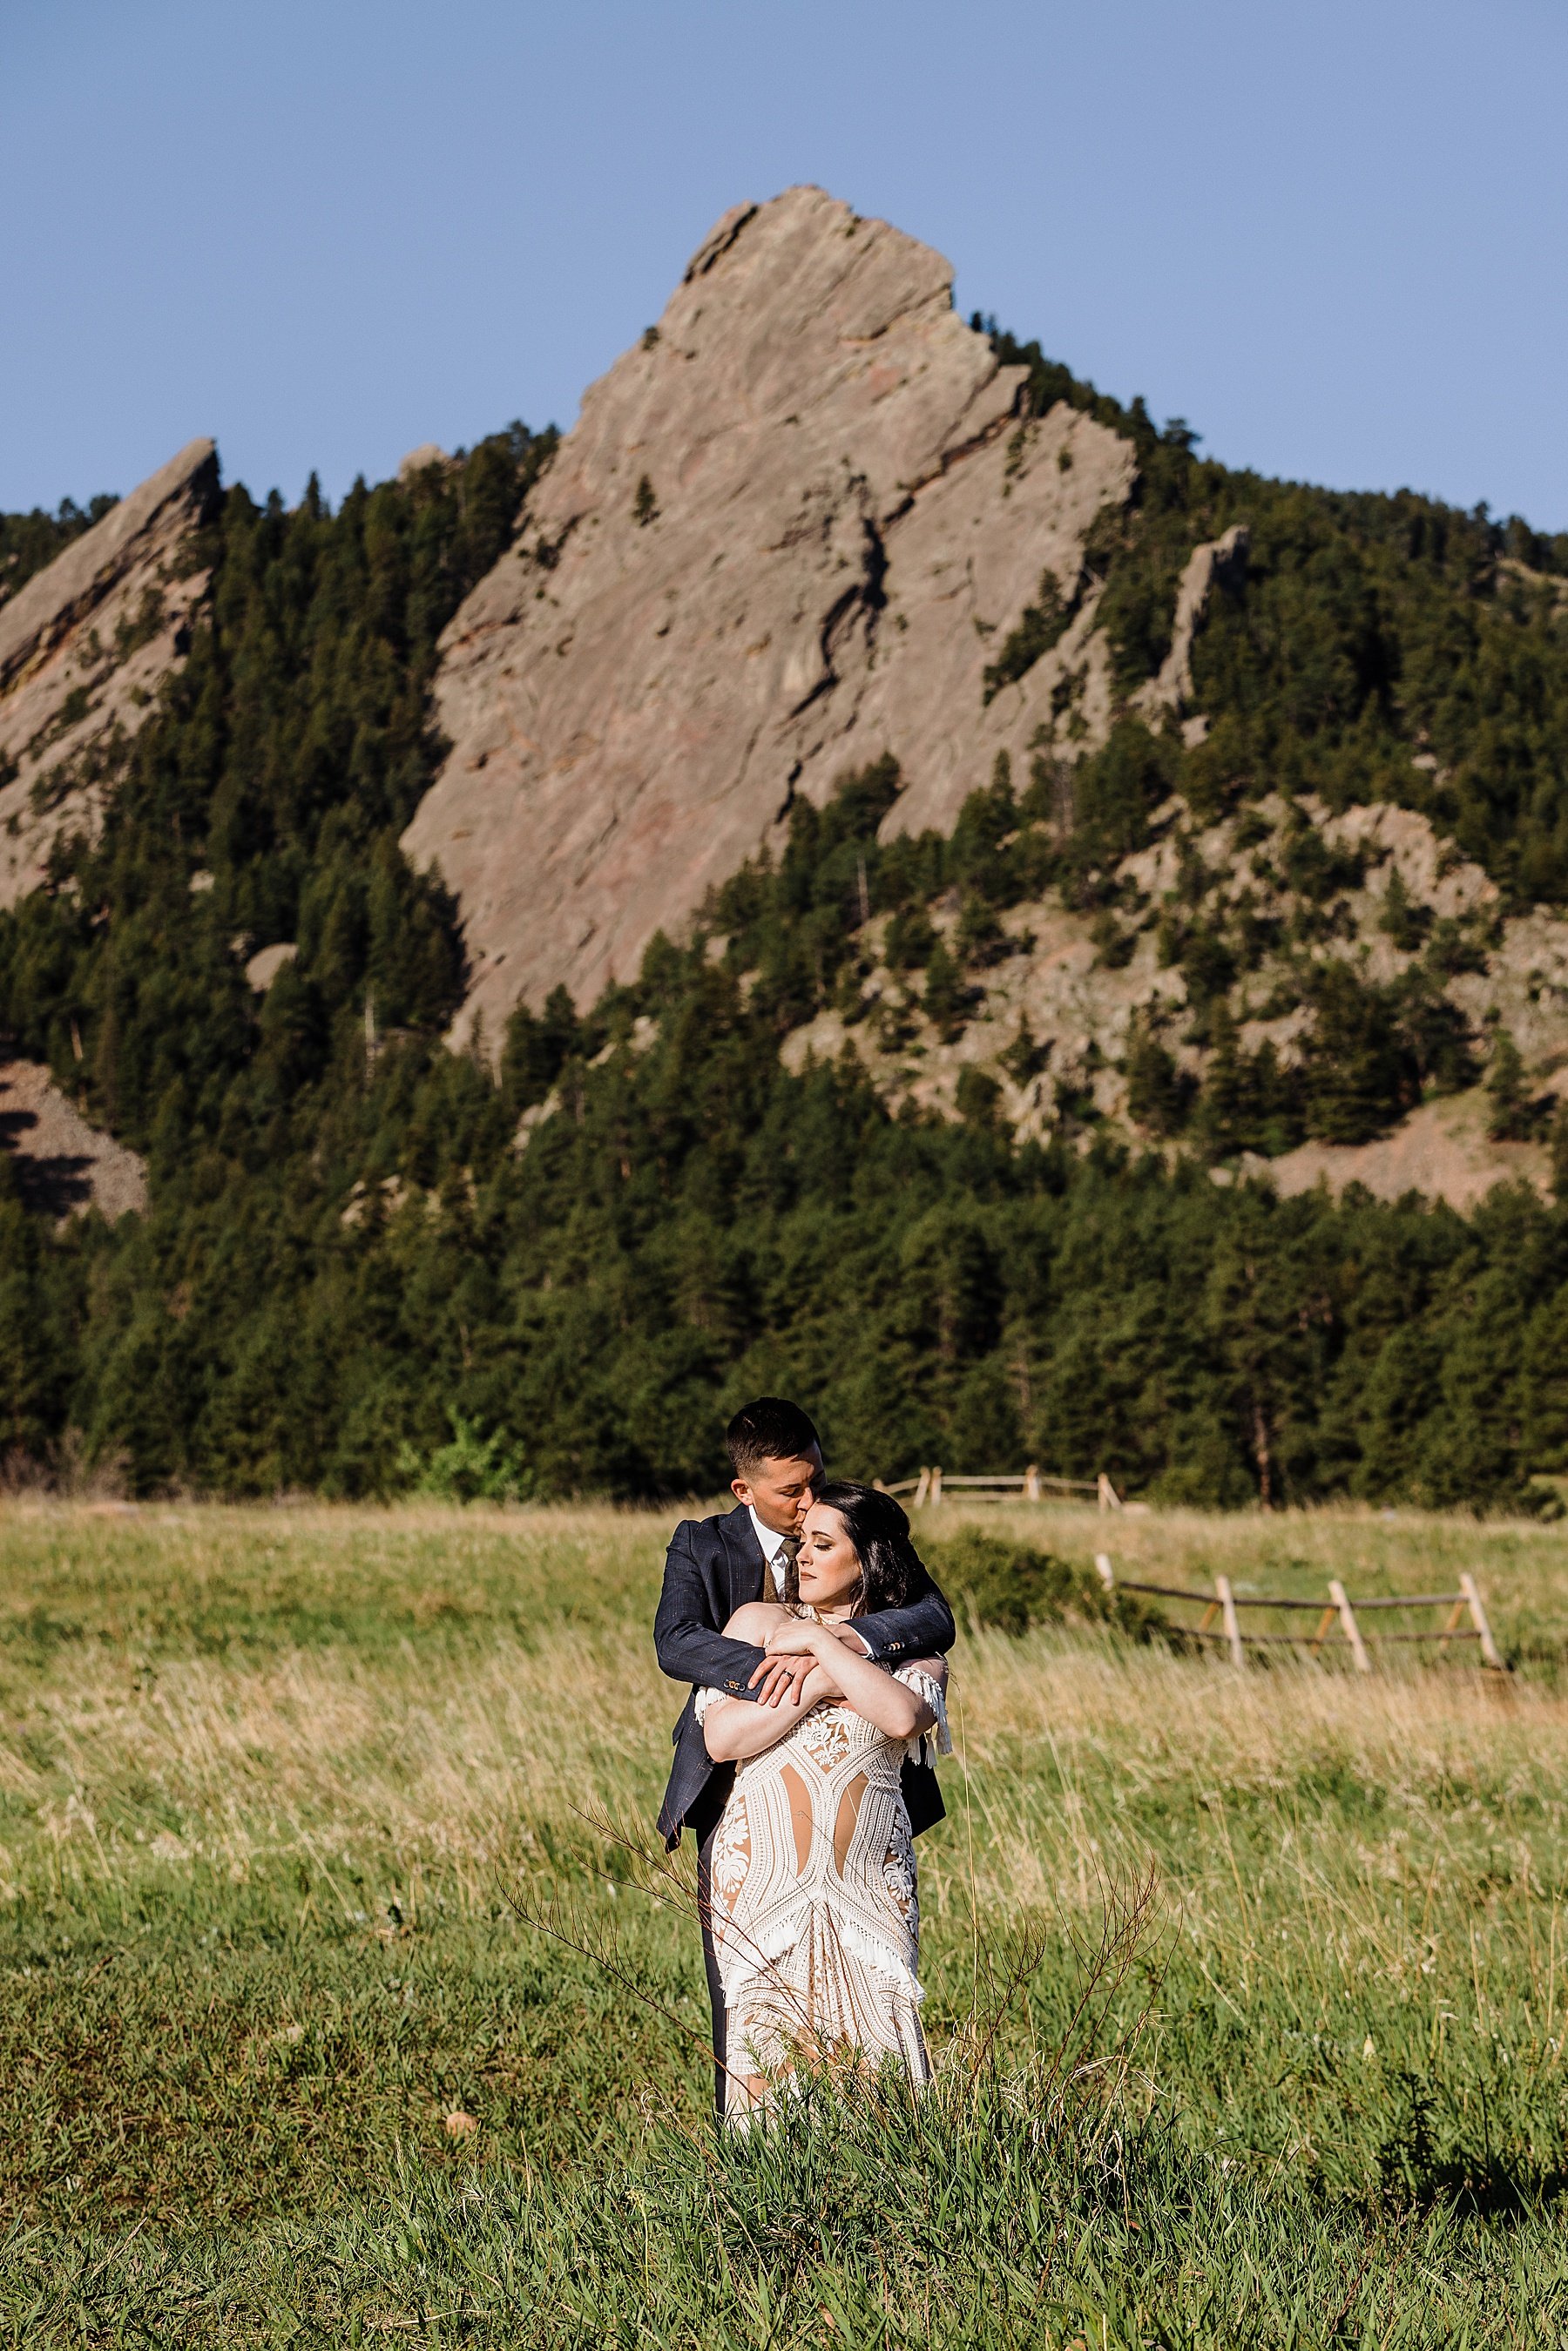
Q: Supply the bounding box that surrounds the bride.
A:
[695,1480,951,2119]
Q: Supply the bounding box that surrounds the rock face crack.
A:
[684,201,761,282]
[402,185,1136,1042]
[789,514,890,723]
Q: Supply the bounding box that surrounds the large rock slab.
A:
[1236,1092,1551,1213]
[403,186,1134,1039]
[0,1051,147,1221]
[0,440,219,908]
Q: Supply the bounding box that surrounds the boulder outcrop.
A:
[0,439,219,909]
[773,782,1568,1213]
[1134,524,1250,724]
[0,1051,147,1221]
[402,186,1134,1041]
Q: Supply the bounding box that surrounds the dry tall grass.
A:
[3,1498,1563,2055]
[3,1498,1567,2341]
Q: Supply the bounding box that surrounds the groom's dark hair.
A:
[726,1396,821,1478]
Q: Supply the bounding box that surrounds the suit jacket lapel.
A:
[720,1504,767,1610]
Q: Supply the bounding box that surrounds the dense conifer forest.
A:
[4,349,1568,1508]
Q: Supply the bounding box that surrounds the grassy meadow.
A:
[2,1496,1568,2343]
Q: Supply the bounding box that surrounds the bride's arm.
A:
[701,1665,837,1760]
[700,1604,837,1762]
[763,1621,936,1740]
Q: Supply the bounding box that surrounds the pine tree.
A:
[1125,1029,1191,1138]
[1486,1030,1544,1142]
[921,942,967,1040]
[1379,864,1429,952]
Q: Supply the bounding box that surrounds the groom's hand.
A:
[748,1652,815,1707]
[765,1622,868,1658]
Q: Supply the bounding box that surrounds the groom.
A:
[654,1395,956,2109]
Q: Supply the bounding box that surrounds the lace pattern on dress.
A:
[693,1651,955,2123]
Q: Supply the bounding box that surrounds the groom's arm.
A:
[654,1521,801,1703]
[850,1576,956,1669]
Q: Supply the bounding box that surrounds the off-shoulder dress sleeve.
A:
[693,1686,729,1722]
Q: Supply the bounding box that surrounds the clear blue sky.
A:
[5,0,1567,529]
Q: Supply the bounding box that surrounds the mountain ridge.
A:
[3,190,1568,1504]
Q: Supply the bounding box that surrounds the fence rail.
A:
[1093,1554,1504,1674]
[880,1466,1123,1511]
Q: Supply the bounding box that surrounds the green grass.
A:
[2,1497,1568,2343]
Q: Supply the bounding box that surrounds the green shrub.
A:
[885,904,936,969]
[924,1529,1142,1638]
[921,939,970,1039]
[395,1410,533,1504]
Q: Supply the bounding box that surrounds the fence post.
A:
[1329,1579,1371,1675]
[1460,1573,1504,1670]
[912,1468,929,1509]
[1214,1575,1246,1670]
[1093,1552,1115,1593]
[929,1465,943,1507]
[1098,1474,1123,1513]
[1024,1463,1041,1502]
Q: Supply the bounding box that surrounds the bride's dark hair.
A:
[784,1481,926,1616]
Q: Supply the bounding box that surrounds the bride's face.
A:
[796,1503,863,1612]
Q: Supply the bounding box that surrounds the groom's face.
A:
[731,1448,823,1539]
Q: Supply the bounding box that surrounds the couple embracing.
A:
[654,1398,956,2122]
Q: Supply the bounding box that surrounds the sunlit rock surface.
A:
[402,187,1133,1040]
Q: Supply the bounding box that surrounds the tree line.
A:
[3,349,1568,1508]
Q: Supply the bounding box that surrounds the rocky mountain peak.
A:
[402,186,1134,1042]
[0,438,219,908]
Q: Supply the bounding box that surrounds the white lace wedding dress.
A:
[695,1653,950,2117]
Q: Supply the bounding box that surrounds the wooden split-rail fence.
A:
[1092,1554,1504,1674]
[882,1467,1124,1512]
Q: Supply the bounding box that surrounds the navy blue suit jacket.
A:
[653,1503,956,1850]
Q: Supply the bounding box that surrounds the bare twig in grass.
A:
[953,1855,1166,2122]
[1058,1859,1170,2058]
[563,1800,834,2057]
[502,1801,832,2113]
[500,1880,741,2098]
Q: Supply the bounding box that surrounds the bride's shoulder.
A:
[723,1599,792,1640]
